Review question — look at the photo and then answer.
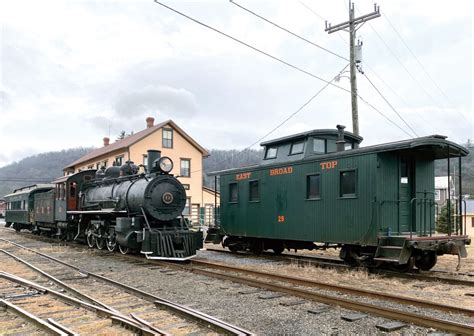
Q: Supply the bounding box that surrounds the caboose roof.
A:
[209,134,469,176]
[260,129,363,146]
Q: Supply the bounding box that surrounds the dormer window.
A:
[265,146,278,159]
[290,141,305,155]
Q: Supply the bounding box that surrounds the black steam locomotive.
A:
[4,150,203,260]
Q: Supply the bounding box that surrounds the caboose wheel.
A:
[106,236,117,252]
[118,245,129,255]
[86,233,96,248]
[415,251,437,271]
[96,238,105,250]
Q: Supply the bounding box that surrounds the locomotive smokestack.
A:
[146,117,155,128]
[103,137,110,147]
[336,125,346,152]
[147,149,161,174]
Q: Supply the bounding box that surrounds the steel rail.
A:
[0,299,69,336]
[189,267,474,335]
[0,237,252,336]
[191,258,474,317]
[205,247,474,287]
[0,272,156,336]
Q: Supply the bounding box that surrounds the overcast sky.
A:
[0,0,472,168]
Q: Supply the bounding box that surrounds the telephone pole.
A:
[325,1,380,137]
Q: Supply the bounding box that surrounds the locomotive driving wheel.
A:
[96,237,105,250]
[86,232,96,248]
[106,235,117,252]
[118,244,129,255]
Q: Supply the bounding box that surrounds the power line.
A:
[154,0,414,142]
[299,1,437,134]
[230,0,348,62]
[362,73,418,137]
[383,13,472,126]
[230,0,415,138]
[153,0,352,95]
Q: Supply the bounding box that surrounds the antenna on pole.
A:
[325,1,380,138]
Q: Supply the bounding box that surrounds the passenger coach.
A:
[207,126,471,271]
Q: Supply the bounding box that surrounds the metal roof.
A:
[210,134,469,176]
[63,119,209,170]
[260,129,363,146]
[4,184,54,198]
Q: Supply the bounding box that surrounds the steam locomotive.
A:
[4,150,203,260]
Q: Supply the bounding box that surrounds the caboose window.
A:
[290,141,305,155]
[249,180,259,201]
[265,146,278,159]
[306,174,321,199]
[327,139,337,153]
[163,128,173,148]
[340,170,356,197]
[229,183,238,203]
[313,138,325,153]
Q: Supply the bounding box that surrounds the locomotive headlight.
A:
[158,157,173,173]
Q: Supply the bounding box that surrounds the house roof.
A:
[64,119,209,170]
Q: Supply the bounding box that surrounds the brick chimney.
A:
[146,117,155,128]
[103,137,110,146]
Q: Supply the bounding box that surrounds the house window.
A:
[182,184,190,190]
[115,156,123,166]
[313,138,325,153]
[306,174,321,199]
[180,159,190,177]
[163,128,173,148]
[143,155,148,166]
[249,180,259,201]
[229,183,238,202]
[290,141,305,155]
[103,160,108,168]
[87,165,93,169]
[183,197,191,215]
[340,170,356,197]
[96,162,100,169]
[265,146,278,159]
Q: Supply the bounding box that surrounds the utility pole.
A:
[325,1,380,137]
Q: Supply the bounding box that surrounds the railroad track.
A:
[2,228,473,334]
[205,247,474,287]
[0,237,252,335]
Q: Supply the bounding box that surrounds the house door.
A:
[399,157,414,233]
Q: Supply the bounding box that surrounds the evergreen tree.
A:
[436,202,455,233]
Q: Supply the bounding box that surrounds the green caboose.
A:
[207,126,471,271]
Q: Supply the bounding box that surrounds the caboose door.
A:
[399,157,414,233]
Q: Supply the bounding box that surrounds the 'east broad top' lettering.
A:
[269,166,293,176]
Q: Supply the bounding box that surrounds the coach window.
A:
[249,180,259,202]
[163,128,173,148]
[229,183,238,203]
[306,174,321,199]
[340,169,357,197]
[290,141,305,155]
[264,146,278,159]
[312,138,325,154]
